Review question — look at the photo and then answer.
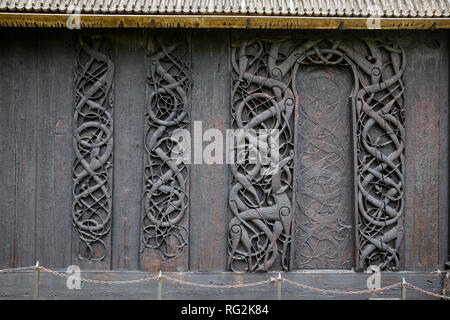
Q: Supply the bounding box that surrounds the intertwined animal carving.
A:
[229,38,405,272]
[142,36,190,261]
[72,35,114,261]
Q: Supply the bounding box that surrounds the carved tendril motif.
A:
[73,35,114,261]
[229,38,405,272]
[228,41,295,272]
[142,36,190,261]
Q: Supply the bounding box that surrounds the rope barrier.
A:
[0,265,449,299]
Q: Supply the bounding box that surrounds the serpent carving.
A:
[229,38,405,271]
[72,35,114,261]
[228,40,295,272]
[142,36,190,261]
[294,67,354,269]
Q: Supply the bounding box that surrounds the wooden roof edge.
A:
[0,13,449,29]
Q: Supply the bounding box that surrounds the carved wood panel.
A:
[72,35,114,263]
[228,38,405,272]
[294,65,354,269]
[140,34,191,271]
[228,40,295,272]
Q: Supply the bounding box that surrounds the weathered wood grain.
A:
[437,31,449,270]
[0,30,16,268]
[189,30,231,271]
[404,33,442,271]
[293,65,355,269]
[111,31,146,270]
[13,30,38,267]
[35,31,74,268]
[0,270,445,300]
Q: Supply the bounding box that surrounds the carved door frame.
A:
[227,37,405,272]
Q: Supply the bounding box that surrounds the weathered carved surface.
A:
[72,35,114,261]
[294,66,354,269]
[141,35,190,265]
[229,38,405,272]
[354,41,405,271]
[228,41,295,272]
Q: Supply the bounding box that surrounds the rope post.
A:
[277,273,282,300]
[33,261,40,300]
[157,270,163,300]
[401,277,406,300]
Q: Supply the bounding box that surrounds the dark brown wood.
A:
[293,65,355,269]
[13,30,39,267]
[0,30,16,268]
[189,30,231,271]
[0,270,445,300]
[0,30,447,280]
[404,33,442,271]
[35,31,74,268]
[438,31,449,270]
[111,32,146,270]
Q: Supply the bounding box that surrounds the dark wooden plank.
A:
[189,30,230,271]
[35,31,74,268]
[13,30,39,267]
[52,31,75,269]
[0,30,16,268]
[437,31,449,270]
[404,33,441,271]
[0,270,444,300]
[111,31,146,270]
[293,65,355,269]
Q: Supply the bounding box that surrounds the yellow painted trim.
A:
[0,13,450,29]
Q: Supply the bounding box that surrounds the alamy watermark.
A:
[366,4,382,29]
[169,122,281,176]
[66,5,81,30]
[66,265,81,289]
[366,265,381,290]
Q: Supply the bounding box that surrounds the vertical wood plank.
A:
[438,32,449,269]
[404,33,441,271]
[111,31,146,270]
[189,30,230,271]
[13,30,39,267]
[0,30,16,267]
[35,30,74,268]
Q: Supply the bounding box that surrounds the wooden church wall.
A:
[0,29,448,275]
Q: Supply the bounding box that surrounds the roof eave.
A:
[0,13,449,29]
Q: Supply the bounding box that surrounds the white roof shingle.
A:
[0,0,449,16]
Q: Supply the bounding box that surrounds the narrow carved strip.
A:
[142,36,190,261]
[228,41,295,272]
[72,35,114,261]
[229,38,405,272]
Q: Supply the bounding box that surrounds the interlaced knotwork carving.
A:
[294,66,354,269]
[142,36,190,261]
[73,35,114,261]
[229,38,405,272]
[228,41,295,272]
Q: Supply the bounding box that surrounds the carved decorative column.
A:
[72,35,114,264]
[140,35,191,271]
